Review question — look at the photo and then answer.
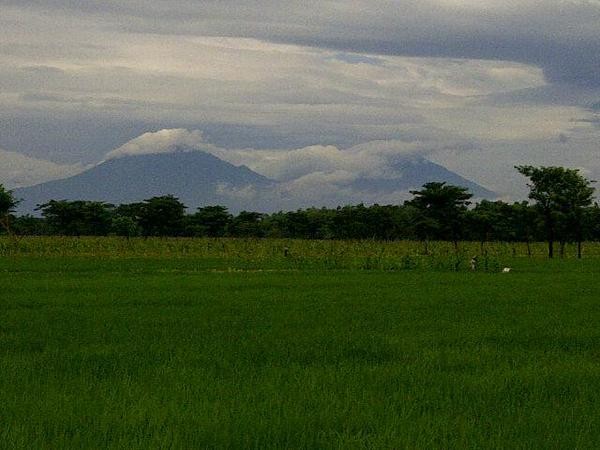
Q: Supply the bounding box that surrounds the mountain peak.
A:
[13,137,496,214]
[14,150,275,214]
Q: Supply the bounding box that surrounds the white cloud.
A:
[104,129,217,160]
[104,128,454,182]
[94,128,485,209]
[0,148,83,189]
[218,138,475,182]
[1,1,599,201]
[429,126,600,199]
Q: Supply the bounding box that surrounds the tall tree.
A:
[37,200,114,236]
[516,165,595,258]
[187,205,232,237]
[137,195,186,237]
[228,211,265,237]
[0,184,19,236]
[467,200,513,251]
[509,201,539,256]
[408,182,472,251]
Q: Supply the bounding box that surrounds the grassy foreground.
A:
[2,239,600,448]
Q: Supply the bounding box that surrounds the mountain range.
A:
[12,146,494,214]
[13,151,275,213]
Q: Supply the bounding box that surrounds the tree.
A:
[110,216,140,238]
[12,215,49,236]
[466,200,513,251]
[187,205,232,237]
[407,182,472,251]
[583,203,600,242]
[332,204,375,240]
[0,184,19,236]
[137,195,186,236]
[228,211,265,237]
[509,201,540,256]
[37,200,114,236]
[516,165,595,258]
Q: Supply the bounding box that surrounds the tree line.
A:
[1,166,597,258]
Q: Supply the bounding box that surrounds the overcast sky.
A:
[0,0,598,197]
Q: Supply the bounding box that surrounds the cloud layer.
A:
[100,128,487,206]
[0,148,82,189]
[104,129,449,180]
[4,1,599,87]
[105,129,215,160]
[0,1,599,200]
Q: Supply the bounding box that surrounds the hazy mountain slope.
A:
[14,151,275,213]
[349,156,495,198]
[14,149,495,214]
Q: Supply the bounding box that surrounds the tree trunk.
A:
[547,221,554,259]
[0,215,11,237]
[546,213,554,259]
[576,225,583,259]
[559,241,565,258]
[526,239,531,257]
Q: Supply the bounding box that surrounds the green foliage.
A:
[516,165,595,257]
[137,195,186,236]
[3,236,598,272]
[407,182,472,244]
[110,216,141,237]
[265,208,336,239]
[228,211,265,237]
[0,184,19,235]
[5,168,600,246]
[186,205,232,237]
[0,184,18,215]
[37,200,114,236]
[12,215,48,236]
[467,200,512,242]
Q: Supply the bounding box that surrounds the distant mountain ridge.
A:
[14,149,495,214]
[14,151,275,213]
[349,156,494,198]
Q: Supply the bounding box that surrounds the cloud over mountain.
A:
[105,129,216,160]
[114,129,495,203]
[1,1,599,200]
[13,128,493,213]
[100,129,475,187]
[0,148,82,189]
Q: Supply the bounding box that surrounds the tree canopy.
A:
[3,166,599,258]
[0,184,19,235]
[407,182,472,248]
[516,165,595,258]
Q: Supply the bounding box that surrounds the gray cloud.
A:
[0,147,82,188]
[5,0,598,87]
[1,0,600,200]
[97,128,480,208]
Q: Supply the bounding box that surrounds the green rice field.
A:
[2,237,600,448]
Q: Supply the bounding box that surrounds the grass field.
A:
[2,238,600,448]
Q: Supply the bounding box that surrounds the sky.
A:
[0,0,599,198]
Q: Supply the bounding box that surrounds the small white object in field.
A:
[470,256,478,271]
[502,267,512,273]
